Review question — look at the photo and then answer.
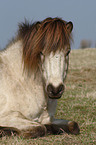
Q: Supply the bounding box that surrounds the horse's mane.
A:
[18,17,73,72]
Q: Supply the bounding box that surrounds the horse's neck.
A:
[4,40,42,83]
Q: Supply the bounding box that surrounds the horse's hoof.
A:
[68,121,80,135]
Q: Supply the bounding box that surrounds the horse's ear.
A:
[66,21,73,32]
[36,22,41,30]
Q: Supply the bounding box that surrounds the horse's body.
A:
[0,17,80,138]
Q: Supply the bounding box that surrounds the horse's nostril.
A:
[47,84,53,94]
[58,84,64,94]
[47,84,64,98]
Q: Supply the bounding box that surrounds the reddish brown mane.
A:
[18,17,73,72]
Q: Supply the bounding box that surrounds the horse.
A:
[0,17,80,138]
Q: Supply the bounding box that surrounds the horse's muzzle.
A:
[47,84,65,99]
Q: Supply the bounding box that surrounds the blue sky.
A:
[0,0,96,49]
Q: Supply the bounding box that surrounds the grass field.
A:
[0,48,96,144]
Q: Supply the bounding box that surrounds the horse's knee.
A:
[20,125,47,138]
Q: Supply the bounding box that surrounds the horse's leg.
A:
[0,125,46,138]
[19,122,46,138]
[45,119,80,135]
[47,99,80,135]
[0,111,46,138]
[0,126,20,137]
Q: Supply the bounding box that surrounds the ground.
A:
[0,48,96,144]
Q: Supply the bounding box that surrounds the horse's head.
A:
[39,18,73,99]
[19,17,73,99]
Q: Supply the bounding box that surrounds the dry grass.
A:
[0,48,96,144]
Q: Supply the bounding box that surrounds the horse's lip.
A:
[48,95,62,99]
[48,91,64,99]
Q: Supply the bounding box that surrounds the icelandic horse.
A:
[0,17,80,138]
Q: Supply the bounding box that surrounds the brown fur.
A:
[18,17,73,72]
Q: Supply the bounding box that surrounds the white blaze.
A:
[41,51,68,89]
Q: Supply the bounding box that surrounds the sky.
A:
[0,0,96,49]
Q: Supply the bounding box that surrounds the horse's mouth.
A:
[48,95,62,99]
[48,91,63,99]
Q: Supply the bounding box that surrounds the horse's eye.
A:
[40,52,43,56]
[40,52,45,61]
[66,50,70,56]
